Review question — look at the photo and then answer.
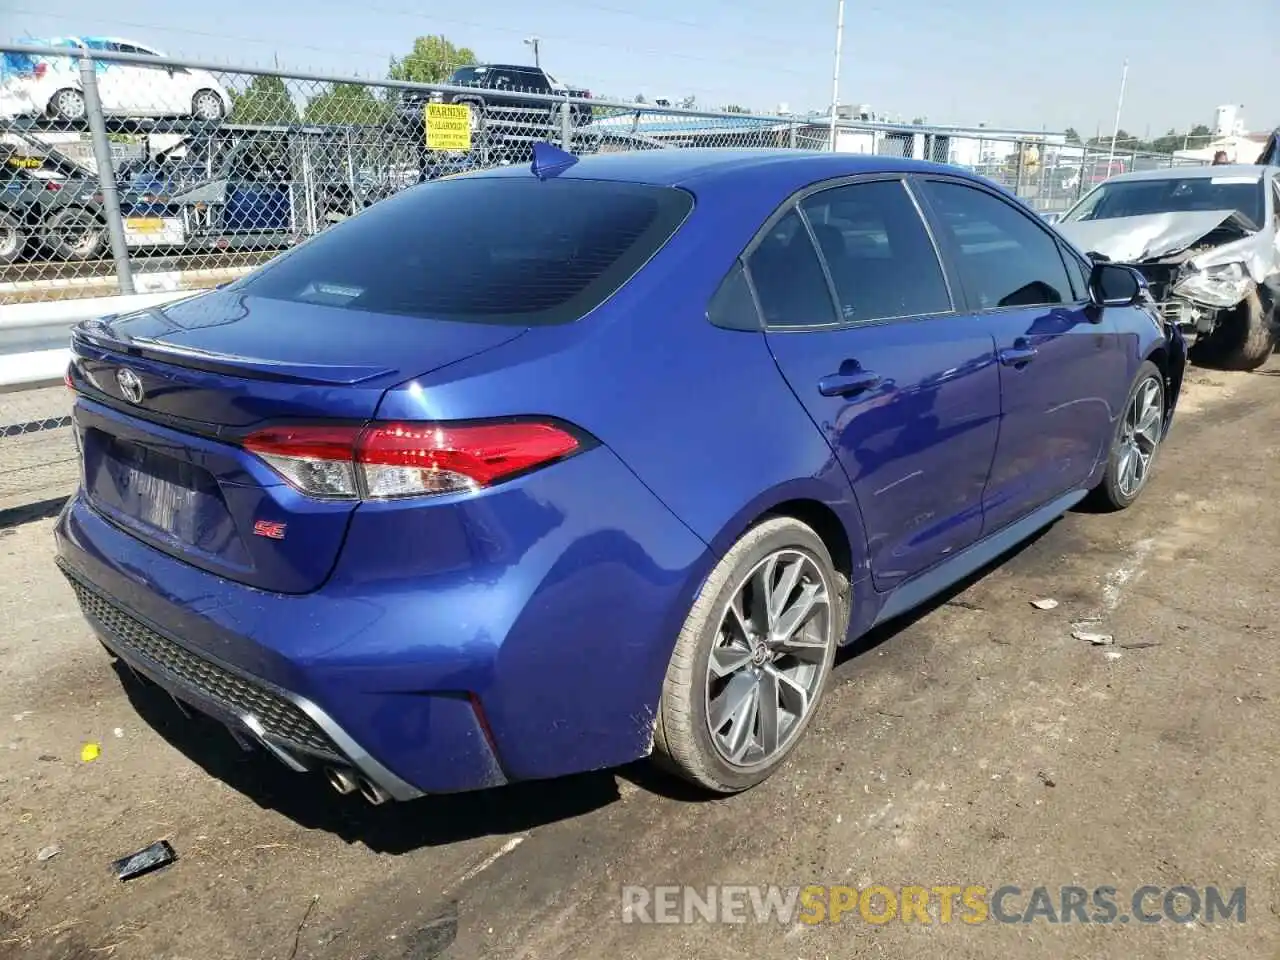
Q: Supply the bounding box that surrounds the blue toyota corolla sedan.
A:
[55,147,1186,803]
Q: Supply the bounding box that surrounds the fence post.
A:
[789,121,797,150]
[560,99,573,151]
[79,54,135,295]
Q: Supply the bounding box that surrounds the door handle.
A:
[818,369,882,397]
[998,344,1038,366]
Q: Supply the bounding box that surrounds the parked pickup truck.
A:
[396,63,593,137]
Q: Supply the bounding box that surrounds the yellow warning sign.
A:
[425,103,472,152]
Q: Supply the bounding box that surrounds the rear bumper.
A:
[59,560,426,799]
[54,442,713,798]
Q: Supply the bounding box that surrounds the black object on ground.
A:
[111,839,178,881]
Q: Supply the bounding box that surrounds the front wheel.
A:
[462,101,482,133]
[1089,360,1165,512]
[653,516,846,793]
[1187,289,1274,371]
[191,89,226,122]
[49,88,86,122]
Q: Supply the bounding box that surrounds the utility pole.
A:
[1105,59,1129,174]
[828,0,845,152]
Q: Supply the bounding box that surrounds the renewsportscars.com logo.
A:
[621,884,1247,926]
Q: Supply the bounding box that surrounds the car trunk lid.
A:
[69,290,527,593]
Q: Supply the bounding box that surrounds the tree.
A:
[1087,128,1133,147]
[678,95,696,110]
[634,94,647,104]
[229,75,299,125]
[389,35,477,84]
[304,83,389,126]
[1147,127,1184,154]
[1064,127,1081,144]
[1188,123,1212,143]
[722,104,749,114]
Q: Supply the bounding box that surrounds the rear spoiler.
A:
[73,321,396,385]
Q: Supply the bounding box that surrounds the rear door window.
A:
[232,178,693,325]
[799,179,952,323]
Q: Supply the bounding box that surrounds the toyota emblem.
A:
[116,368,145,405]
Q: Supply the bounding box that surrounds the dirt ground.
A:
[2,360,1278,960]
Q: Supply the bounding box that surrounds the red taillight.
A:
[34,62,48,79]
[44,180,62,191]
[242,421,582,500]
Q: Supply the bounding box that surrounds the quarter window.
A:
[920,180,1073,311]
[746,209,838,328]
[706,264,760,331]
[800,179,951,323]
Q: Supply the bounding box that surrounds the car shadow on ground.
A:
[112,518,1064,854]
[115,664,625,854]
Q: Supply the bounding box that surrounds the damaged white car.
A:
[1054,164,1280,369]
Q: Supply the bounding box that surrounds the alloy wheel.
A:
[704,549,833,768]
[0,222,18,259]
[1117,376,1162,498]
[194,92,223,121]
[54,90,86,121]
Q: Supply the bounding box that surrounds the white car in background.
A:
[0,37,231,121]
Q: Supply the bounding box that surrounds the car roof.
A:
[458,63,538,71]
[467,148,982,191]
[1101,163,1271,184]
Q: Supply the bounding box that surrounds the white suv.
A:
[0,37,231,121]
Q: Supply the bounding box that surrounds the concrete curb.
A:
[0,266,254,304]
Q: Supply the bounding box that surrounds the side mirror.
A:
[1042,212,1061,224]
[1089,262,1144,307]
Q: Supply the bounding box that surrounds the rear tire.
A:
[0,211,27,264]
[1187,289,1274,371]
[45,208,105,261]
[653,516,846,794]
[1089,360,1165,512]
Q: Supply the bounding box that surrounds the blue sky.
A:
[6,0,1278,134]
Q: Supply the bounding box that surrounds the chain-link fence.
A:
[1,42,1215,307]
[0,383,76,514]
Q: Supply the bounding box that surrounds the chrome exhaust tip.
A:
[325,766,359,795]
[358,776,390,805]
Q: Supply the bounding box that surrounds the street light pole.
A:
[828,0,845,152]
[1105,59,1129,174]
[524,36,541,67]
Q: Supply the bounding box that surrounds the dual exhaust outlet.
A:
[324,765,390,805]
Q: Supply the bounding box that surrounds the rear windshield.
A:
[231,177,693,325]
